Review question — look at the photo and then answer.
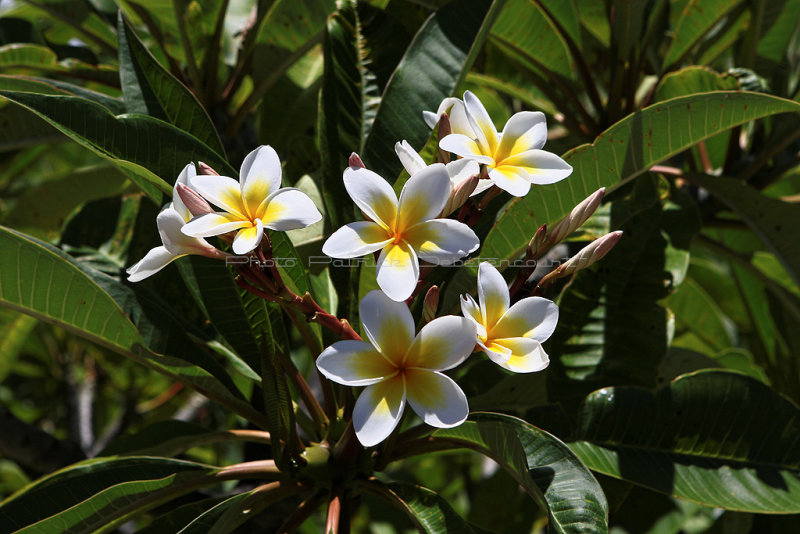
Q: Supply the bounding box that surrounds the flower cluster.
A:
[127,91,621,447]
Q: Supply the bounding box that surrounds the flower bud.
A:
[197,161,220,176]
[421,285,439,323]
[546,188,606,247]
[436,113,453,164]
[526,224,547,258]
[176,183,214,217]
[442,173,479,216]
[539,231,622,287]
[349,152,365,169]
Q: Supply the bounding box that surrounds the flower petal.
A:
[190,175,248,218]
[445,158,480,186]
[488,166,531,197]
[359,289,415,363]
[404,315,476,371]
[375,241,419,302]
[395,140,427,175]
[343,166,398,230]
[258,188,322,231]
[240,145,282,218]
[405,370,468,428]
[172,162,197,221]
[316,340,397,386]
[479,339,512,363]
[404,219,479,265]
[322,221,392,258]
[232,219,263,255]
[460,294,487,339]
[353,375,406,447]
[396,164,451,230]
[182,212,250,237]
[478,262,509,330]
[489,337,549,373]
[463,90,499,155]
[494,111,547,162]
[500,149,573,185]
[491,296,559,342]
[126,246,179,282]
[439,134,494,165]
[448,99,475,138]
[424,97,461,128]
[157,207,215,256]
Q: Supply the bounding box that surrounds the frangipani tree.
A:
[1,0,800,532]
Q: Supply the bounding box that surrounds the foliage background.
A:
[0,0,799,532]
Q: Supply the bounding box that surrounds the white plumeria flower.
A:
[436,91,573,197]
[394,140,490,197]
[321,163,479,302]
[181,145,322,254]
[127,163,225,282]
[460,262,558,373]
[317,290,476,446]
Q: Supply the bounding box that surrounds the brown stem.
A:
[325,491,342,534]
[216,459,283,480]
[276,491,327,533]
[276,347,329,430]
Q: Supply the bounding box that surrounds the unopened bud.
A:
[349,152,365,169]
[421,285,439,323]
[176,183,214,216]
[197,161,220,176]
[436,113,452,164]
[540,231,622,287]
[547,188,606,247]
[442,173,479,216]
[526,224,547,258]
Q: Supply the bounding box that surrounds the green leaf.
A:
[662,0,743,68]
[481,92,800,271]
[0,226,266,427]
[361,0,505,181]
[0,313,37,382]
[692,174,800,287]
[0,90,235,202]
[0,457,215,533]
[361,481,476,533]
[0,74,125,113]
[666,277,736,352]
[117,13,225,156]
[430,412,608,534]
[571,369,800,513]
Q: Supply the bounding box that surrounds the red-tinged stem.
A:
[276,348,329,429]
[215,459,282,481]
[326,492,342,534]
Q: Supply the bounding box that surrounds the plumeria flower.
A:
[460,262,558,373]
[127,163,225,282]
[182,145,322,254]
[394,140,490,197]
[317,290,476,446]
[435,91,572,197]
[321,163,479,302]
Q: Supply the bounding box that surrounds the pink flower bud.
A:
[547,188,606,246]
[197,161,220,176]
[176,183,214,217]
[539,231,622,288]
[349,152,365,169]
[527,224,547,258]
[442,173,479,216]
[422,285,439,323]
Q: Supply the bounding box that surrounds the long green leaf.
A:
[0,226,266,427]
[430,412,608,534]
[361,0,504,181]
[571,369,800,513]
[0,457,214,533]
[117,13,225,155]
[662,0,743,68]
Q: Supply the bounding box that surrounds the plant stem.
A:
[325,491,342,534]
[173,0,204,92]
[215,459,283,480]
[276,347,329,431]
[204,0,230,104]
[276,490,327,533]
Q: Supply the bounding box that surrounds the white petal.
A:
[405,370,468,428]
[359,289,415,363]
[422,110,440,130]
[316,340,397,386]
[240,146,282,217]
[191,175,248,218]
[488,166,531,197]
[404,219,479,265]
[463,90,499,155]
[492,296,559,342]
[460,294,486,338]
[172,162,197,220]
[182,212,250,237]
[478,262,509,330]
[396,164,451,230]
[126,246,179,282]
[395,140,427,175]
[157,207,214,256]
[445,158,480,185]
[258,188,322,231]
[353,375,406,447]
[488,337,549,373]
[479,339,512,363]
[404,315,476,371]
[343,166,398,230]
[501,149,573,185]
[439,134,494,165]
[322,221,392,258]
[375,241,419,302]
[472,177,496,196]
[232,219,263,255]
[423,97,461,128]
[448,99,475,138]
[495,112,547,163]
